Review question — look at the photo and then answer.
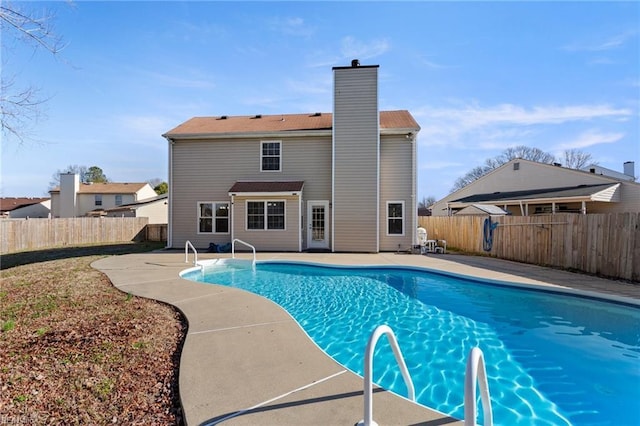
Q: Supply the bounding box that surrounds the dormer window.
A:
[261,141,281,172]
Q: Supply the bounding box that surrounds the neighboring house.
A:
[0,197,51,218]
[417,207,432,217]
[163,60,421,252]
[103,193,168,224]
[49,173,158,218]
[455,204,509,216]
[431,159,640,216]
[581,161,636,182]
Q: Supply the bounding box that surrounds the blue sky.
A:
[2,1,638,201]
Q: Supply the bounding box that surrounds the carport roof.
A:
[453,183,618,203]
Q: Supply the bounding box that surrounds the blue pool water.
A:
[182,261,640,425]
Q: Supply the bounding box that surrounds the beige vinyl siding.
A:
[333,66,379,252]
[77,193,137,215]
[587,182,640,213]
[379,136,414,251]
[230,195,300,251]
[135,201,168,224]
[170,136,331,250]
[592,184,621,202]
[50,193,60,218]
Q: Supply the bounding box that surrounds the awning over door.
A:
[228,181,304,196]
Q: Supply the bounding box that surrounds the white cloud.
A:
[340,36,390,61]
[414,101,633,151]
[556,129,625,150]
[420,160,463,170]
[269,16,315,37]
[562,30,637,52]
[417,54,454,70]
[415,102,631,129]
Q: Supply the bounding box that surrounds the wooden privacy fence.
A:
[145,224,168,242]
[1,217,151,254]
[419,213,640,282]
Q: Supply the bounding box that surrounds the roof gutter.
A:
[162,129,333,140]
[163,127,420,141]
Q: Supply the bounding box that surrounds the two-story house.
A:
[49,173,158,218]
[163,60,420,252]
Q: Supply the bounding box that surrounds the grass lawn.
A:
[0,242,185,425]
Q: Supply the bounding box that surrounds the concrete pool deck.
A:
[92,251,640,426]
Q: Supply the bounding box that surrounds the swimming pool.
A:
[181,260,640,425]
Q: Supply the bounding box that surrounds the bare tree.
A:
[562,149,596,170]
[499,146,555,164]
[49,165,88,190]
[1,2,66,144]
[451,146,556,192]
[418,196,436,209]
[451,166,489,192]
[49,165,110,190]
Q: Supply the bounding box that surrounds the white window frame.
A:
[197,201,230,234]
[245,200,286,231]
[260,141,282,172]
[386,201,405,236]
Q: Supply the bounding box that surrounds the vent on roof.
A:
[311,112,322,117]
[513,162,520,171]
[553,162,561,167]
[252,114,262,119]
[218,115,228,120]
[351,59,360,67]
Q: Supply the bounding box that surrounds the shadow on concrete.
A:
[200,387,458,426]
[1,242,166,270]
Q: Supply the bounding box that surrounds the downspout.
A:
[230,195,235,242]
[299,195,302,252]
[165,136,174,248]
[411,132,417,247]
[331,91,336,253]
[375,110,380,253]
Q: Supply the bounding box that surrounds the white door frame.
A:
[306,200,329,250]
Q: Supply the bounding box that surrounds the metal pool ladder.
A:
[185,240,199,267]
[232,238,256,267]
[357,325,415,426]
[357,325,493,426]
[464,347,493,426]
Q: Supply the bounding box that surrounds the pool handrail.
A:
[464,347,493,426]
[232,238,256,267]
[357,324,415,426]
[185,240,198,266]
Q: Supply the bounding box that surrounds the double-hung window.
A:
[261,141,281,172]
[387,201,404,235]
[247,201,285,230]
[198,202,229,233]
[115,195,123,206]
[95,195,102,206]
